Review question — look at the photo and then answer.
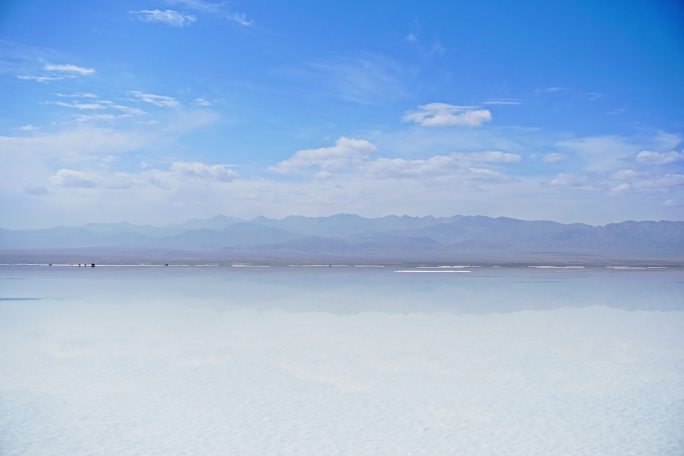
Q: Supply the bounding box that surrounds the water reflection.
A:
[0,265,682,314]
[1,265,683,455]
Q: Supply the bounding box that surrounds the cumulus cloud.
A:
[194,97,213,106]
[271,137,377,174]
[51,169,97,188]
[459,151,521,163]
[362,156,511,182]
[543,163,684,196]
[375,151,518,178]
[129,9,197,27]
[402,103,492,127]
[170,162,238,182]
[636,174,684,191]
[636,150,684,165]
[608,172,684,195]
[0,126,149,162]
[610,169,639,180]
[546,173,591,188]
[363,156,454,179]
[130,91,179,108]
[542,153,567,163]
[270,137,519,181]
[43,63,95,75]
[48,161,238,192]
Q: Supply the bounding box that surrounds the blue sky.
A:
[1,0,683,228]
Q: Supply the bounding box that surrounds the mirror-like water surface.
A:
[1,266,683,455]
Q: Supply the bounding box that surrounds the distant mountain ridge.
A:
[1,214,683,263]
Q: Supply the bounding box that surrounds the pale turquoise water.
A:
[1,266,683,455]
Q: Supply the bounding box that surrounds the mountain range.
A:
[1,214,683,264]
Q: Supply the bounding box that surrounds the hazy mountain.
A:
[1,214,682,263]
[250,214,442,238]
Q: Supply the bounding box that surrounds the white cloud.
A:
[402,103,492,127]
[363,156,454,179]
[428,41,446,56]
[43,63,95,75]
[362,156,511,182]
[17,64,94,83]
[295,55,406,105]
[653,131,682,150]
[50,95,146,122]
[546,173,591,188]
[636,150,684,165]
[482,99,522,106]
[544,157,684,196]
[0,126,149,162]
[271,136,519,180]
[194,97,213,106]
[165,0,221,12]
[17,74,66,83]
[542,153,567,163]
[403,21,446,56]
[130,91,179,108]
[609,182,632,194]
[51,169,97,188]
[271,137,377,174]
[129,9,197,27]
[48,161,238,191]
[54,101,108,110]
[225,12,253,26]
[556,135,639,172]
[56,92,98,99]
[170,162,238,182]
[73,114,130,123]
[0,110,218,194]
[608,171,684,194]
[462,151,521,163]
[111,105,146,116]
[164,0,253,25]
[536,87,566,95]
[610,169,639,180]
[23,184,49,196]
[636,174,684,191]
[468,167,511,181]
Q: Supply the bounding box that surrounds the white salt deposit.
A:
[395,269,471,273]
[1,266,683,455]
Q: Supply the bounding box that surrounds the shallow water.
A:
[1,266,683,455]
